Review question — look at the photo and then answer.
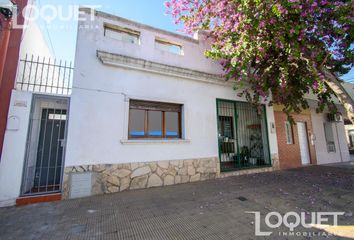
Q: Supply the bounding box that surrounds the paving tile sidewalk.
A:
[0,166,353,240]
[324,161,354,169]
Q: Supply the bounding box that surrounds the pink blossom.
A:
[259,21,265,28]
[164,1,171,8]
[312,81,319,90]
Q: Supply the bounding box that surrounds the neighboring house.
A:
[310,105,350,165]
[0,8,350,207]
[0,0,28,159]
[274,107,317,169]
[274,89,351,169]
[0,0,51,160]
[345,122,354,151]
[0,2,62,206]
[342,82,354,153]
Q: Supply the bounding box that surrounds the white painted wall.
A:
[18,0,53,60]
[18,20,53,60]
[65,10,278,167]
[311,110,350,164]
[0,90,32,206]
[77,11,223,76]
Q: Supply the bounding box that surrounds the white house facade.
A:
[61,9,279,199]
[0,8,351,206]
[310,109,350,165]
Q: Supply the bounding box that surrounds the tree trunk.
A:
[319,66,354,124]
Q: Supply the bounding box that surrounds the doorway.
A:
[21,96,69,196]
[296,122,311,165]
[216,99,271,171]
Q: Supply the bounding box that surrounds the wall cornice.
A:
[96,50,233,86]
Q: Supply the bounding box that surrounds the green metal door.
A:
[217,99,271,172]
[217,100,240,171]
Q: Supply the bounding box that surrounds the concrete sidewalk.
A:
[0,166,353,240]
[324,161,354,169]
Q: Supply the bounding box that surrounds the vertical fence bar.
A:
[45,58,50,93]
[39,57,45,93]
[51,59,56,94]
[26,55,34,91]
[32,56,40,92]
[19,54,28,90]
[62,61,67,95]
[56,60,62,94]
[67,62,72,95]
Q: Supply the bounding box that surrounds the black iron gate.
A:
[21,96,69,196]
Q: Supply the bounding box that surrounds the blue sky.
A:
[35,0,353,82]
[36,0,181,61]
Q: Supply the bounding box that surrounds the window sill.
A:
[120,139,191,145]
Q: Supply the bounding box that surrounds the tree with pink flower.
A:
[165,0,354,121]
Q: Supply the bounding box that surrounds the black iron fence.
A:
[16,55,73,95]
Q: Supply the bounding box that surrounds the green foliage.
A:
[166,0,354,116]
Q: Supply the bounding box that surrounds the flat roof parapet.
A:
[79,7,200,44]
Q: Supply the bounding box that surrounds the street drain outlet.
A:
[238,196,247,201]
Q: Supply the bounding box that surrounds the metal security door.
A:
[21,96,69,196]
[217,99,271,172]
[34,109,66,191]
[217,100,239,171]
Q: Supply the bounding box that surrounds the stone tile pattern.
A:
[63,157,220,199]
